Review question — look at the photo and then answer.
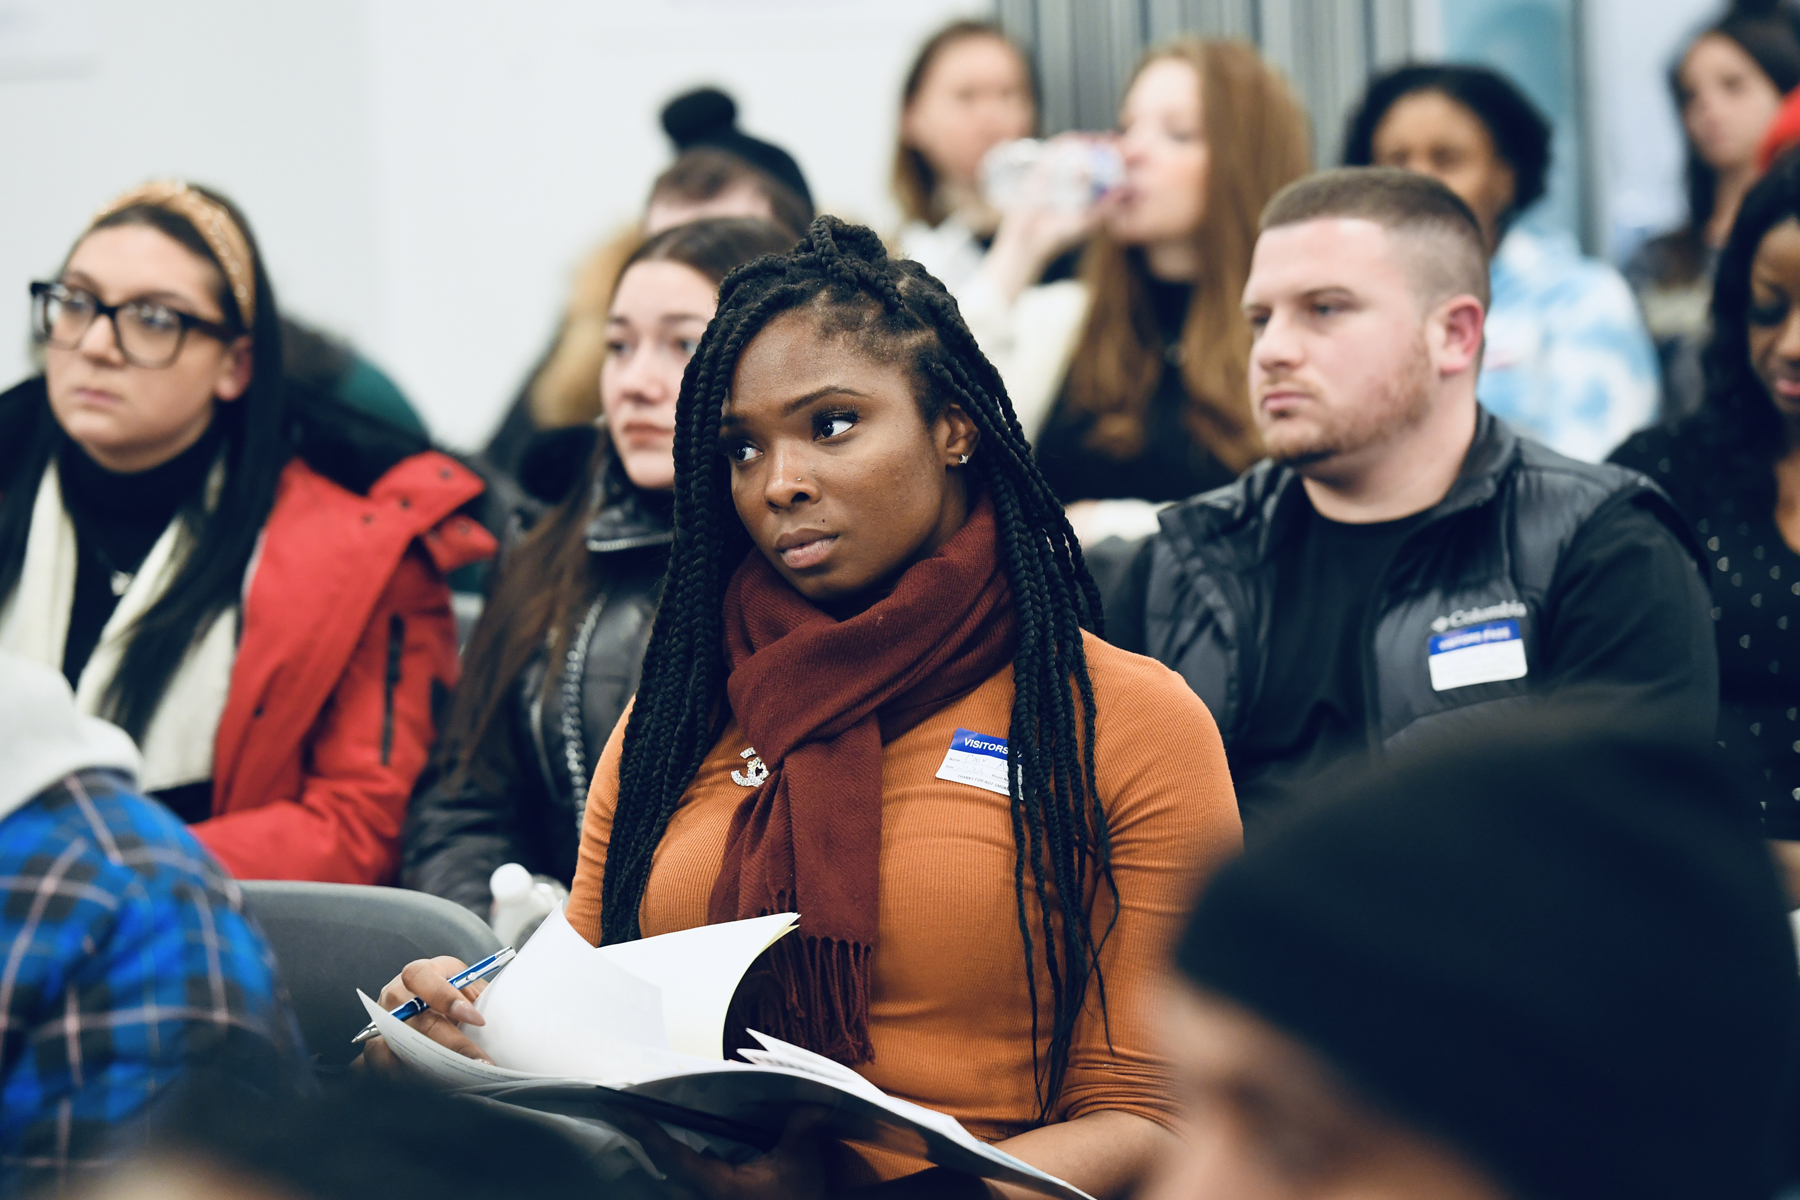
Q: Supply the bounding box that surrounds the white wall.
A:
[0,0,983,448]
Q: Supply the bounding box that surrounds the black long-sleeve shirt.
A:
[1613,418,1800,838]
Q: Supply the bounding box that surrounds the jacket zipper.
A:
[584,530,675,554]
[381,613,405,766]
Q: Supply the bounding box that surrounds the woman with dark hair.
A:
[1346,62,1659,462]
[0,180,494,882]
[371,218,1241,1196]
[404,218,798,916]
[965,38,1310,545]
[1627,2,1800,421]
[481,89,814,484]
[1613,148,1800,897]
[891,20,1039,297]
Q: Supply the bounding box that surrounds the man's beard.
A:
[1260,339,1436,471]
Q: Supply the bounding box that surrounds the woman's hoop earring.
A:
[958,453,971,466]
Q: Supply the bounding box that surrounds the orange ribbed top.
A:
[567,632,1240,1149]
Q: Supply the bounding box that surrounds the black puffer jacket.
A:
[401,474,671,915]
[1119,410,1717,755]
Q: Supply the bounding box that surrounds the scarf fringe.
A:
[730,919,874,1066]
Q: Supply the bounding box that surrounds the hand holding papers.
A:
[360,908,1095,1200]
[350,946,516,1045]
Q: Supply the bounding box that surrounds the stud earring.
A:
[958,453,970,465]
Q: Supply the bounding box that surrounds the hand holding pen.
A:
[353,946,516,1053]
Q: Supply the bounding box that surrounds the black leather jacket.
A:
[401,482,671,914]
[1129,410,1717,756]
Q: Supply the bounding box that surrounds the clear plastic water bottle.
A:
[489,862,562,948]
[981,136,1123,214]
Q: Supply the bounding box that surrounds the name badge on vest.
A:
[936,728,1011,797]
[1427,619,1528,691]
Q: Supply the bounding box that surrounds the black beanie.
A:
[660,87,814,213]
[1176,714,1800,1200]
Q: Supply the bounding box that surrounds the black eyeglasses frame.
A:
[29,280,242,369]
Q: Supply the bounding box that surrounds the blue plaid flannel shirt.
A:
[0,768,304,1192]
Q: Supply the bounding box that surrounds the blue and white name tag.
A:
[936,728,1011,797]
[1427,619,1528,691]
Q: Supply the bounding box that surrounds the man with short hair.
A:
[1149,716,1798,1200]
[1111,168,1717,836]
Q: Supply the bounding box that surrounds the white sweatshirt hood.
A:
[0,651,141,823]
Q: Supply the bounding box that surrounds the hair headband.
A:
[90,180,256,327]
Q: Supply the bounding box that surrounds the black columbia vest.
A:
[1141,411,1708,752]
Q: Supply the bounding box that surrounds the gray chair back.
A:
[240,881,501,1068]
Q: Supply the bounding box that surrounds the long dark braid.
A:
[601,216,1117,1113]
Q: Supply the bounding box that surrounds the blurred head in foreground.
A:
[79,1076,604,1200]
[1149,714,1799,1200]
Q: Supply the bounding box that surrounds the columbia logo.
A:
[1431,600,1528,633]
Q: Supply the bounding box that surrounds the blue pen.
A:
[350,945,516,1046]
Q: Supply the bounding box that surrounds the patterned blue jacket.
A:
[0,768,305,1192]
[1479,225,1662,463]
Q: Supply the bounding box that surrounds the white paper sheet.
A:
[741,1031,1015,1155]
[737,1029,891,1104]
[595,911,799,1058]
[357,993,1095,1200]
[465,906,671,1077]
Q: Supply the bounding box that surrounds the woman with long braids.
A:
[0,181,494,882]
[372,218,1240,1197]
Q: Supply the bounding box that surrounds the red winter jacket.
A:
[1760,88,1800,173]
[193,453,494,883]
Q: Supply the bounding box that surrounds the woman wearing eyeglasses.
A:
[0,180,495,883]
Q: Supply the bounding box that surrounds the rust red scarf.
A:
[709,495,1014,1063]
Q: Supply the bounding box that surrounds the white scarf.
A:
[0,461,238,793]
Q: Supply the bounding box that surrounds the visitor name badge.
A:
[936,728,1011,797]
[1427,618,1528,692]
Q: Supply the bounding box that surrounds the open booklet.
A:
[360,906,1095,1200]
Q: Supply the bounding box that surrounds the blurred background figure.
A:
[0,3,1748,466]
[963,38,1310,544]
[1614,148,1800,901]
[1346,63,1660,463]
[642,87,815,243]
[480,86,813,485]
[1152,715,1799,1200]
[404,218,796,919]
[0,652,305,1193]
[1627,1,1800,421]
[891,20,1041,297]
